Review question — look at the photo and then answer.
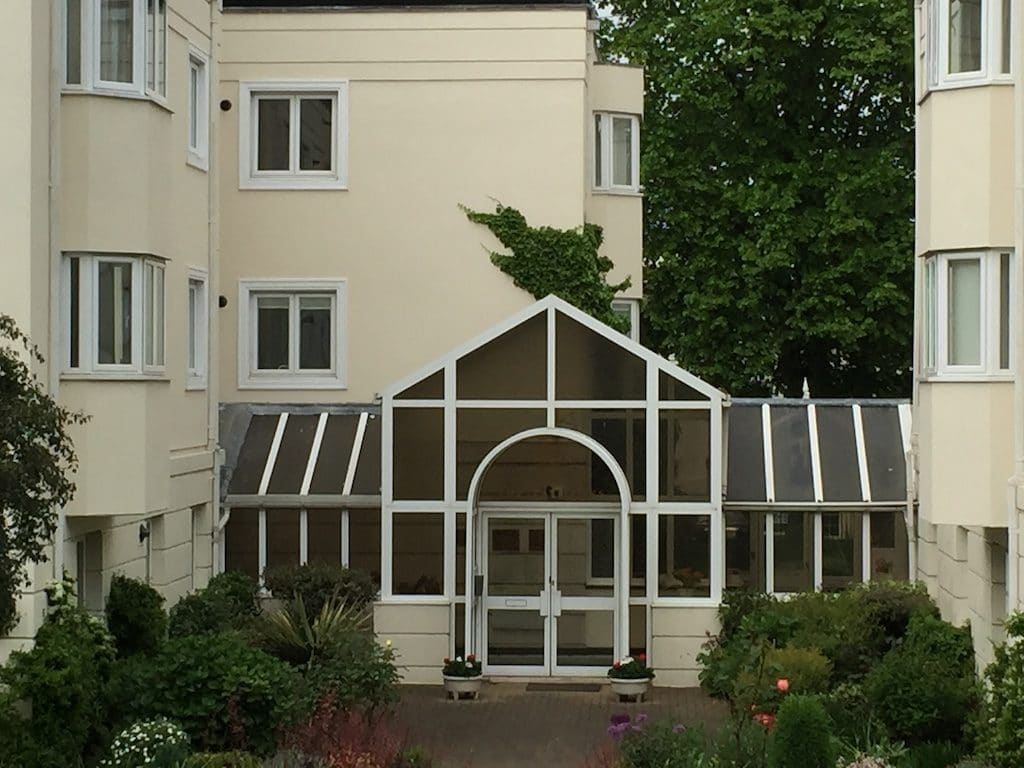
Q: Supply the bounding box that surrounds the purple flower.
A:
[607,722,630,741]
[673,724,687,734]
[635,713,648,724]
[609,713,631,726]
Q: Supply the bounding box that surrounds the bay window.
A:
[594,112,640,192]
[64,253,165,375]
[926,0,1012,87]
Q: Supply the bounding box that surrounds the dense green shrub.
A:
[977,612,1024,767]
[898,742,967,768]
[106,573,168,657]
[767,646,832,694]
[168,571,260,638]
[617,719,708,768]
[296,632,401,719]
[180,753,263,768]
[719,589,779,642]
[256,595,371,667]
[264,562,378,617]
[112,632,299,756]
[768,695,833,768]
[864,614,977,745]
[0,603,116,768]
[98,718,190,768]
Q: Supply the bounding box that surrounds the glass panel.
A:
[556,518,612,597]
[594,114,603,186]
[256,296,289,370]
[860,406,907,502]
[556,312,646,399]
[189,65,200,150]
[479,435,623,502]
[267,414,320,494]
[659,370,708,401]
[556,409,645,499]
[773,512,813,593]
[659,410,711,502]
[393,408,444,500]
[1000,252,1011,369]
[397,369,444,399]
[488,610,544,667]
[349,508,381,585]
[351,416,381,495]
[97,261,132,365]
[456,514,466,595]
[224,508,259,581]
[949,258,982,365]
[725,511,766,591]
[144,265,154,366]
[816,406,863,502]
[871,511,909,581]
[299,98,333,171]
[657,515,711,598]
[1002,0,1012,73]
[66,0,82,84]
[69,257,80,367]
[725,405,766,502]
[457,408,546,499]
[257,98,291,171]
[187,281,199,371]
[227,415,279,494]
[266,509,300,572]
[392,513,443,595]
[949,0,983,73]
[100,0,133,84]
[770,406,814,502]
[630,514,646,597]
[454,603,466,658]
[924,258,936,369]
[556,610,614,667]
[629,604,647,657]
[151,265,164,366]
[457,312,547,399]
[307,414,357,495]
[589,519,615,584]
[612,116,633,186]
[821,512,864,592]
[298,295,332,370]
[307,510,341,565]
[146,0,165,92]
[487,517,545,596]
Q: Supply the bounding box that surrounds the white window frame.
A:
[593,112,641,193]
[63,252,166,377]
[238,279,348,390]
[143,260,166,370]
[186,269,208,390]
[927,0,1013,89]
[238,81,349,190]
[63,0,168,101]
[922,249,1014,379]
[186,47,210,170]
[611,298,641,342]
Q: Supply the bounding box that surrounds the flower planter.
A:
[443,674,483,701]
[609,677,652,703]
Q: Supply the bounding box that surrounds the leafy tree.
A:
[0,315,86,635]
[600,0,914,396]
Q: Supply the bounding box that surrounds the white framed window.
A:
[63,253,166,375]
[187,270,208,389]
[238,279,347,389]
[594,112,640,192]
[187,48,209,170]
[922,250,1014,377]
[64,0,167,99]
[925,0,1012,88]
[611,298,640,342]
[238,81,349,190]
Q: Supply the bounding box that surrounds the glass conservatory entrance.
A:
[483,510,618,676]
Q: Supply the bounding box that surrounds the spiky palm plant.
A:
[258,594,370,668]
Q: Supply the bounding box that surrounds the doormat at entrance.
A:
[526,683,602,693]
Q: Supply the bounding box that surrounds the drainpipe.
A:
[207,0,223,577]
[1010,0,1024,617]
[49,0,65,580]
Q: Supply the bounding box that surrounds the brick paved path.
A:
[393,683,728,768]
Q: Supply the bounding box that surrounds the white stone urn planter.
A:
[609,677,652,702]
[443,674,483,700]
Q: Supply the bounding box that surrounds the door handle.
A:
[551,588,562,618]
[538,589,549,617]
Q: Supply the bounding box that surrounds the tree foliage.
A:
[600,0,914,396]
[0,315,86,635]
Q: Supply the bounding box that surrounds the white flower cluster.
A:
[99,718,190,768]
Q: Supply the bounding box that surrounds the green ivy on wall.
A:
[461,203,632,334]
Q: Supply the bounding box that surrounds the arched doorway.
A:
[464,427,631,676]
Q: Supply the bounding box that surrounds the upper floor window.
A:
[187,270,208,389]
[594,112,640,192]
[925,0,1012,88]
[187,49,210,169]
[64,253,165,375]
[922,250,1013,377]
[611,298,640,342]
[238,280,347,389]
[239,82,349,190]
[64,0,167,98]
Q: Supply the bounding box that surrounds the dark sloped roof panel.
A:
[307,414,360,495]
[861,406,907,502]
[816,406,862,502]
[352,415,382,495]
[228,415,280,494]
[770,406,814,502]
[267,415,321,494]
[726,405,766,502]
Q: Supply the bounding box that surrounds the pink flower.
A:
[613,661,622,668]
[776,678,790,693]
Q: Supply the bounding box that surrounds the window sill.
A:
[918,374,1014,383]
[185,380,208,392]
[61,372,171,383]
[919,77,1013,103]
[592,188,644,198]
[61,87,174,114]
[238,377,348,391]
[240,177,349,191]
[186,152,209,172]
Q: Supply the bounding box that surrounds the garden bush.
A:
[768,694,833,768]
[112,632,299,756]
[168,571,260,638]
[180,753,263,768]
[766,646,832,694]
[98,718,190,768]
[0,600,115,768]
[264,562,378,616]
[296,632,401,719]
[864,614,977,746]
[256,594,371,667]
[977,612,1024,767]
[898,742,968,768]
[613,717,707,768]
[106,573,168,657]
[278,698,404,767]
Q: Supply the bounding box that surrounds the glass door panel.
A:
[487,610,546,667]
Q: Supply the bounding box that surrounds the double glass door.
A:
[482,512,618,676]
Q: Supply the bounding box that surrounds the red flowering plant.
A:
[608,654,655,680]
[442,653,482,678]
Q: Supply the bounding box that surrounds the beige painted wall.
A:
[218,7,643,403]
[917,382,1014,527]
